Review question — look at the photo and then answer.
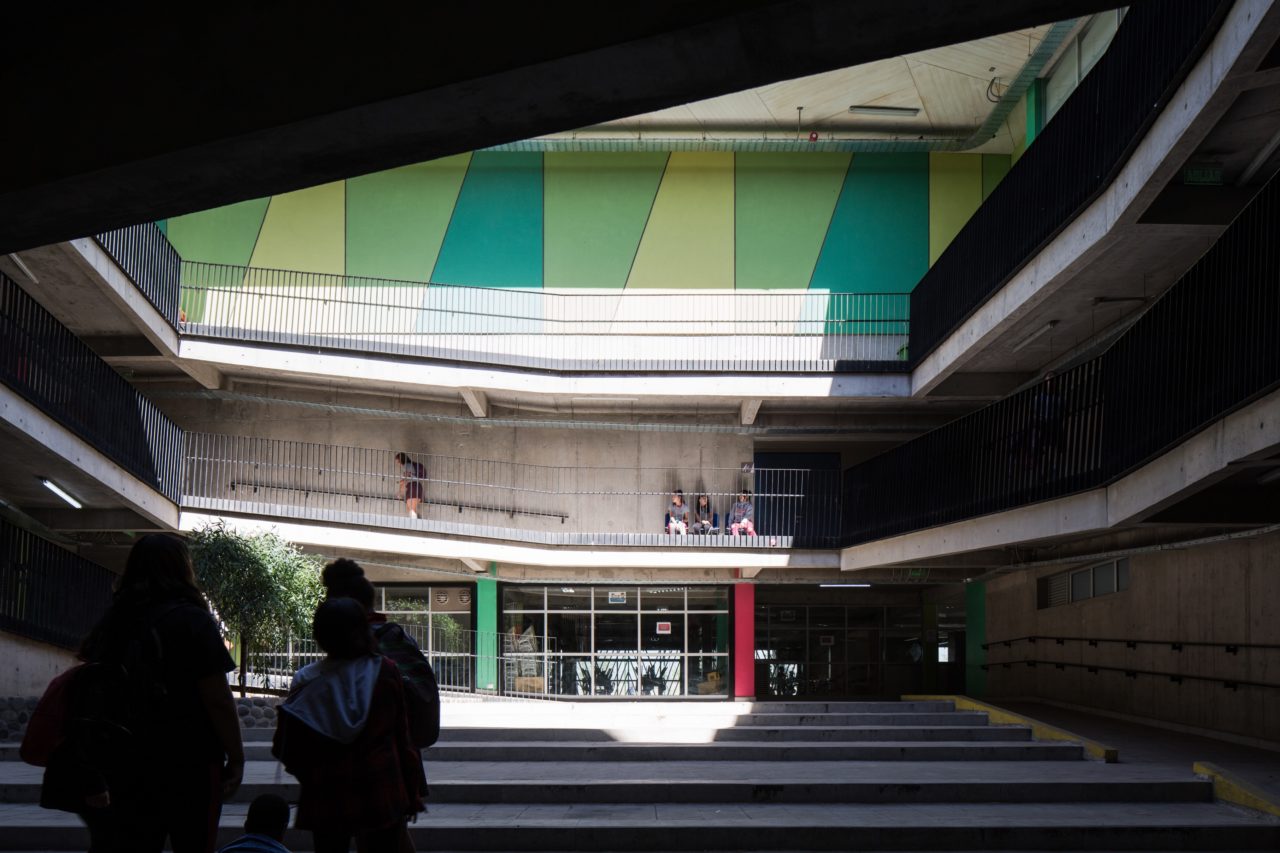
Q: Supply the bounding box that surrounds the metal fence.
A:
[907,0,1231,367]
[182,432,842,547]
[0,272,185,501]
[177,262,909,373]
[843,171,1280,545]
[94,223,182,328]
[0,518,115,650]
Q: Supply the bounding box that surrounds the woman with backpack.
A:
[273,598,426,853]
[40,533,243,853]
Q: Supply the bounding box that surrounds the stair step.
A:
[0,802,1274,851]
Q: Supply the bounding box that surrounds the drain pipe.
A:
[488,19,1078,154]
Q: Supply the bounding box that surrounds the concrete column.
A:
[733,583,756,700]
[476,570,498,693]
[921,603,938,693]
[965,582,987,698]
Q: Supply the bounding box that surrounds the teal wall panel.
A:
[809,153,928,294]
[432,152,544,288]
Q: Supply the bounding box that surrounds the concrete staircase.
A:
[0,698,1276,851]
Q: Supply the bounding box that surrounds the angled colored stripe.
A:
[544,152,667,289]
[167,197,270,267]
[736,152,850,291]
[810,153,928,294]
[929,152,983,265]
[627,151,734,290]
[346,154,472,284]
[249,182,346,276]
[433,151,543,288]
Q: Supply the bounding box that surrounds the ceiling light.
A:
[41,478,82,509]
[820,583,871,588]
[848,105,921,117]
[1010,320,1059,353]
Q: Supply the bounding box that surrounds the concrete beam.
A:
[80,335,159,358]
[461,388,489,419]
[740,399,762,426]
[740,567,763,579]
[25,508,163,532]
[461,557,488,573]
[0,1,1124,253]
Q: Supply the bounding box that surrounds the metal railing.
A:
[0,272,184,501]
[94,223,182,328]
[182,432,842,547]
[907,0,1231,366]
[178,262,909,373]
[0,518,115,650]
[843,169,1280,545]
[983,660,1280,693]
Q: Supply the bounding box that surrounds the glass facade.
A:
[502,585,730,697]
[375,585,474,690]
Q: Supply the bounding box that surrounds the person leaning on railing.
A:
[393,452,426,519]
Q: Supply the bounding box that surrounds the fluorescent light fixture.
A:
[1010,320,1059,353]
[820,583,871,588]
[41,478,82,509]
[849,105,921,117]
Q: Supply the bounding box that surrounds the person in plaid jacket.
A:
[273,599,425,853]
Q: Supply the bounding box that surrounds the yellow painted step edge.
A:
[902,694,1119,763]
[1193,760,1280,818]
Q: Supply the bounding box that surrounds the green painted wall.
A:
[544,152,667,288]
[433,151,543,288]
[810,153,928,293]
[171,149,1006,295]
[965,582,987,698]
[736,152,850,290]
[346,155,471,282]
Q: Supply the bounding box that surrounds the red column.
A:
[733,583,755,700]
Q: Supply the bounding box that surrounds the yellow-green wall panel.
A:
[929,153,983,265]
[167,198,269,267]
[627,152,734,290]
[249,181,346,276]
[544,152,667,288]
[736,152,850,290]
[345,155,471,282]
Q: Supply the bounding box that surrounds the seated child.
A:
[217,793,293,852]
[728,490,756,536]
[667,490,689,535]
[691,494,717,534]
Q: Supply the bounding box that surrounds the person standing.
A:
[394,452,426,519]
[273,598,426,853]
[42,533,243,853]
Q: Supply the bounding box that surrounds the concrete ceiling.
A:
[0,1,1128,253]
[551,25,1054,150]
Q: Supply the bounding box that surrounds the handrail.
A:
[907,0,1231,366]
[94,223,181,328]
[842,166,1280,546]
[228,479,571,521]
[983,658,1280,692]
[984,635,1280,653]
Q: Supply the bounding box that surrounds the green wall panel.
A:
[249,182,345,275]
[982,154,1011,201]
[433,151,543,288]
[736,152,850,291]
[929,152,983,265]
[168,197,270,267]
[544,152,667,288]
[627,151,735,290]
[345,154,471,283]
[476,575,498,693]
[809,153,928,294]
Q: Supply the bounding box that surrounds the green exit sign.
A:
[1183,163,1223,186]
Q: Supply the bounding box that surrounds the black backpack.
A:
[373,622,441,748]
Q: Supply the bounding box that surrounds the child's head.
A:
[245,793,290,840]
[313,598,374,659]
[697,494,709,508]
[673,489,684,505]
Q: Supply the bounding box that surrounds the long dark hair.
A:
[322,558,375,611]
[313,598,375,660]
[80,533,206,660]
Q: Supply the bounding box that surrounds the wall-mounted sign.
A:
[608,591,627,604]
[458,590,471,604]
[656,622,672,635]
[819,635,835,647]
[779,609,797,622]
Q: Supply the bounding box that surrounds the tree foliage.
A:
[188,521,324,663]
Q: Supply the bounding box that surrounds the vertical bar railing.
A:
[844,172,1280,546]
[0,271,184,501]
[93,222,182,328]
